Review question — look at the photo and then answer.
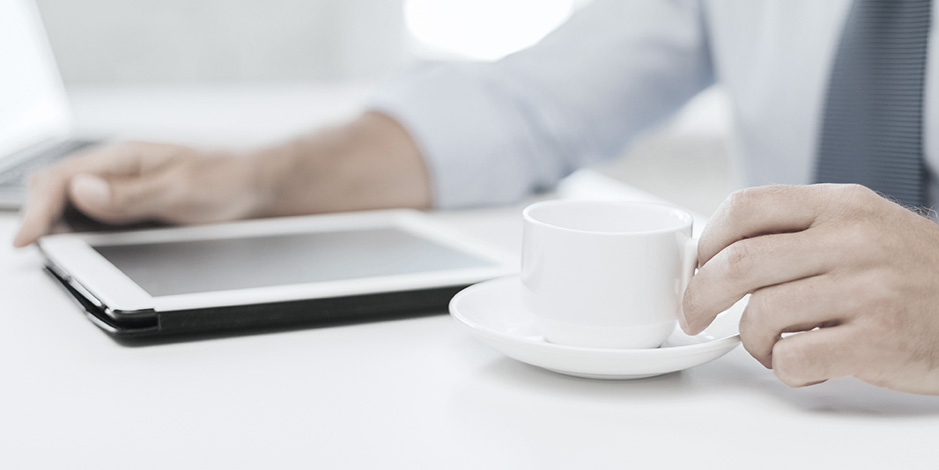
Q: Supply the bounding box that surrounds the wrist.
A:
[249,112,431,218]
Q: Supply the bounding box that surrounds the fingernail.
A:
[71,174,111,206]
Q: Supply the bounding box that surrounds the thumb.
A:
[68,172,171,224]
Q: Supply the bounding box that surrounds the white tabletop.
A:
[2,85,938,470]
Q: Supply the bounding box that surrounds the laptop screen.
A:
[0,0,70,161]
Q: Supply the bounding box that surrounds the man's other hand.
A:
[681,184,939,395]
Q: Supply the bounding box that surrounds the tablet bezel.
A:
[38,209,516,319]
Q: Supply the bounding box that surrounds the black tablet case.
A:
[45,266,464,343]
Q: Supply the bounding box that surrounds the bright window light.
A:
[405,0,575,61]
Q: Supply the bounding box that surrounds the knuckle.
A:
[775,372,807,389]
[863,268,895,299]
[840,222,873,251]
[681,282,703,318]
[859,301,900,335]
[838,222,892,265]
[738,325,762,361]
[834,184,879,214]
[840,183,874,200]
[771,339,814,387]
[737,296,765,339]
[738,295,774,366]
[741,337,770,368]
[723,188,760,221]
[719,241,755,282]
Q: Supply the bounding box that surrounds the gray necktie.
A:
[815,0,932,208]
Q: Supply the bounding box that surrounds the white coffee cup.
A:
[521,200,698,349]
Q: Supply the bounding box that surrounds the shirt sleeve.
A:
[368,0,714,209]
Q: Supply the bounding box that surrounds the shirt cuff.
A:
[368,62,557,209]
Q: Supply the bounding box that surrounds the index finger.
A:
[698,184,858,266]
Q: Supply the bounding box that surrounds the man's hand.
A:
[13,112,431,247]
[680,184,939,395]
[13,142,262,247]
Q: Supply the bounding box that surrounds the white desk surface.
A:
[2,85,938,470]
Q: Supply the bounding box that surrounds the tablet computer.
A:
[38,209,516,340]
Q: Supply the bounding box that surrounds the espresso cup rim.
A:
[523,200,693,236]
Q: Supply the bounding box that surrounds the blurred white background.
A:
[33,0,737,214]
[34,0,588,84]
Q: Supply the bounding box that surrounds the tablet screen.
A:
[92,228,497,296]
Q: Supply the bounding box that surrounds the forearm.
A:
[250,112,432,217]
[368,1,712,209]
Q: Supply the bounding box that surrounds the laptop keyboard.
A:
[0,139,99,202]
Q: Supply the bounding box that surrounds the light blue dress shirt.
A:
[370,0,939,209]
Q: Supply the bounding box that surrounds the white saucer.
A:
[449,276,743,380]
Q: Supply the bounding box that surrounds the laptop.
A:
[0,0,101,209]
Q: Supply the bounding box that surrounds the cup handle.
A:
[679,238,699,302]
